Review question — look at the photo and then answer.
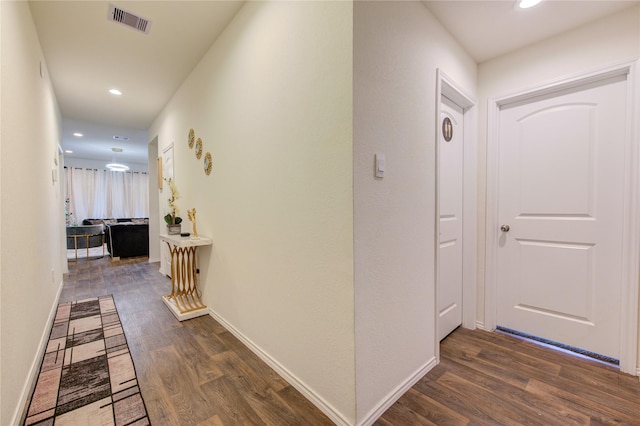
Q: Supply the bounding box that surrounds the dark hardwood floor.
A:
[377,327,640,426]
[62,256,640,426]
[62,256,333,426]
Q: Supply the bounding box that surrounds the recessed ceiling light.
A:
[111,147,123,152]
[65,150,73,154]
[73,132,83,137]
[109,89,122,96]
[519,0,542,9]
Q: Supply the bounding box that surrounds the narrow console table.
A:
[160,234,212,321]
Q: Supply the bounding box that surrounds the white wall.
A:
[477,5,640,362]
[0,2,65,424]
[353,2,477,423]
[149,1,355,423]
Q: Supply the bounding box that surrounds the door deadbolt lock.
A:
[500,224,510,232]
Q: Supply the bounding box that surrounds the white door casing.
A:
[435,70,477,353]
[159,143,175,276]
[485,64,639,372]
[438,96,464,340]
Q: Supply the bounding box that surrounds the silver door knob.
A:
[500,224,510,232]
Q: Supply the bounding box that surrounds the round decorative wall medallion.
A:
[188,128,195,148]
[204,152,212,175]
[195,138,203,159]
[442,117,453,142]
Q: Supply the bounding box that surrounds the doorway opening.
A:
[485,63,639,374]
[435,69,477,354]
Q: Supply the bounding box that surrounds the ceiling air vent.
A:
[108,4,151,35]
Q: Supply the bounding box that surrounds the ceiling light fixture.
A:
[109,89,122,96]
[519,0,542,9]
[107,147,128,171]
[65,150,73,154]
[73,132,83,137]
[106,163,129,172]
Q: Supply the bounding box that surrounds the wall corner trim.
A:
[357,357,438,426]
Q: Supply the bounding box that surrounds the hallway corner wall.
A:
[353,1,477,423]
[149,1,355,423]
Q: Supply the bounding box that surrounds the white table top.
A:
[160,233,212,247]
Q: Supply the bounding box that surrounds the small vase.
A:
[167,224,181,235]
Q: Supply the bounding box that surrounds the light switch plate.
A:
[375,153,385,178]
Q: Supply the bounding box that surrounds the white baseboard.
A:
[208,309,351,426]
[11,280,64,425]
[357,357,437,426]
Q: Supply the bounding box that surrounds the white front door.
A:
[496,74,628,359]
[438,95,464,340]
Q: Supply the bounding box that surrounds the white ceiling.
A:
[423,0,638,63]
[29,0,638,167]
[29,1,245,166]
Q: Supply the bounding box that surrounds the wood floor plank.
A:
[274,385,336,426]
[244,387,315,426]
[516,338,620,372]
[196,414,225,426]
[379,327,640,426]
[410,377,504,425]
[437,371,553,426]
[150,344,217,424]
[198,375,266,425]
[472,339,564,377]
[136,352,182,425]
[187,317,231,356]
[60,257,640,426]
[375,398,441,426]
[59,256,333,425]
[395,388,469,426]
[470,328,622,378]
[440,339,531,390]
[443,358,590,425]
[212,351,274,399]
[170,326,225,386]
[526,368,639,420]
[216,330,290,393]
[558,364,640,404]
[439,330,484,356]
[525,379,638,426]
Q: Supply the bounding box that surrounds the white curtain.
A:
[65,167,149,223]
